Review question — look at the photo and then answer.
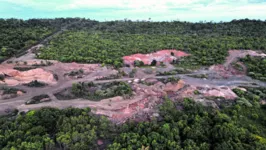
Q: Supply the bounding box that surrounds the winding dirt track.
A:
[1,66,265,115]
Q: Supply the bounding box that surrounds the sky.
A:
[1,0,266,22]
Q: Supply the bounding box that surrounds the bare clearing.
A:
[0,48,266,123]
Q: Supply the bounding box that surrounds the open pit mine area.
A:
[0,48,266,124]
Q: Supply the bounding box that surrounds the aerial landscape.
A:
[1,0,266,150]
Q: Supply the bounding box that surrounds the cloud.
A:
[1,0,266,21]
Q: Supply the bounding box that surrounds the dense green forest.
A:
[0,19,54,61]
[92,19,266,37]
[240,56,266,81]
[1,18,266,67]
[1,86,266,149]
[37,19,266,67]
[0,18,88,62]
[38,31,266,67]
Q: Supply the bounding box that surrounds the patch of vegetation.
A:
[53,74,59,81]
[233,87,266,105]
[32,60,53,67]
[64,69,84,77]
[129,68,137,78]
[71,81,133,100]
[226,87,266,138]
[175,67,192,73]
[0,74,4,81]
[0,107,113,150]
[23,80,47,87]
[26,94,51,105]
[133,60,145,67]
[1,87,25,95]
[13,66,37,71]
[110,97,266,149]
[194,90,200,95]
[158,76,180,84]
[173,63,202,70]
[232,62,244,71]
[188,74,209,79]
[150,59,157,66]
[96,74,121,80]
[156,68,192,76]
[240,56,266,81]
[140,80,156,86]
[156,70,177,76]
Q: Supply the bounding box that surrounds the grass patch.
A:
[71,81,133,101]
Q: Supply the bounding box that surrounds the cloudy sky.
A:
[1,0,266,22]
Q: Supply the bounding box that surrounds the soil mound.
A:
[123,50,189,65]
[0,68,56,86]
[164,80,185,92]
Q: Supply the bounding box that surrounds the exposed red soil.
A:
[123,50,190,65]
[177,84,237,100]
[111,98,149,120]
[209,50,266,78]
[0,62,101,86]
[92,83,166,123]
[0,66,56,86]
[225,50,266,67]
[164,80,185,92]
[209,64,245,78]
[108,79,239,123]
[202,87,238,100]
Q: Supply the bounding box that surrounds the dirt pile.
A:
[0,68,56,86]
[209,64,245,78]
[179,85,198,98]
[164,80,185,92]
[202,86,238,100]
[178,84,237,100]
[46,62,101,76]
[123,50,189,65]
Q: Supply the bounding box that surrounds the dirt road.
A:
[1,48,266,116]
[1,67,265,114]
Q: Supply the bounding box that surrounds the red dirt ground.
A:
[111,98,149,121]
[0,65,57,86]
[209,50,265,78]
[123,50,190,65]
[209,64,246,78]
